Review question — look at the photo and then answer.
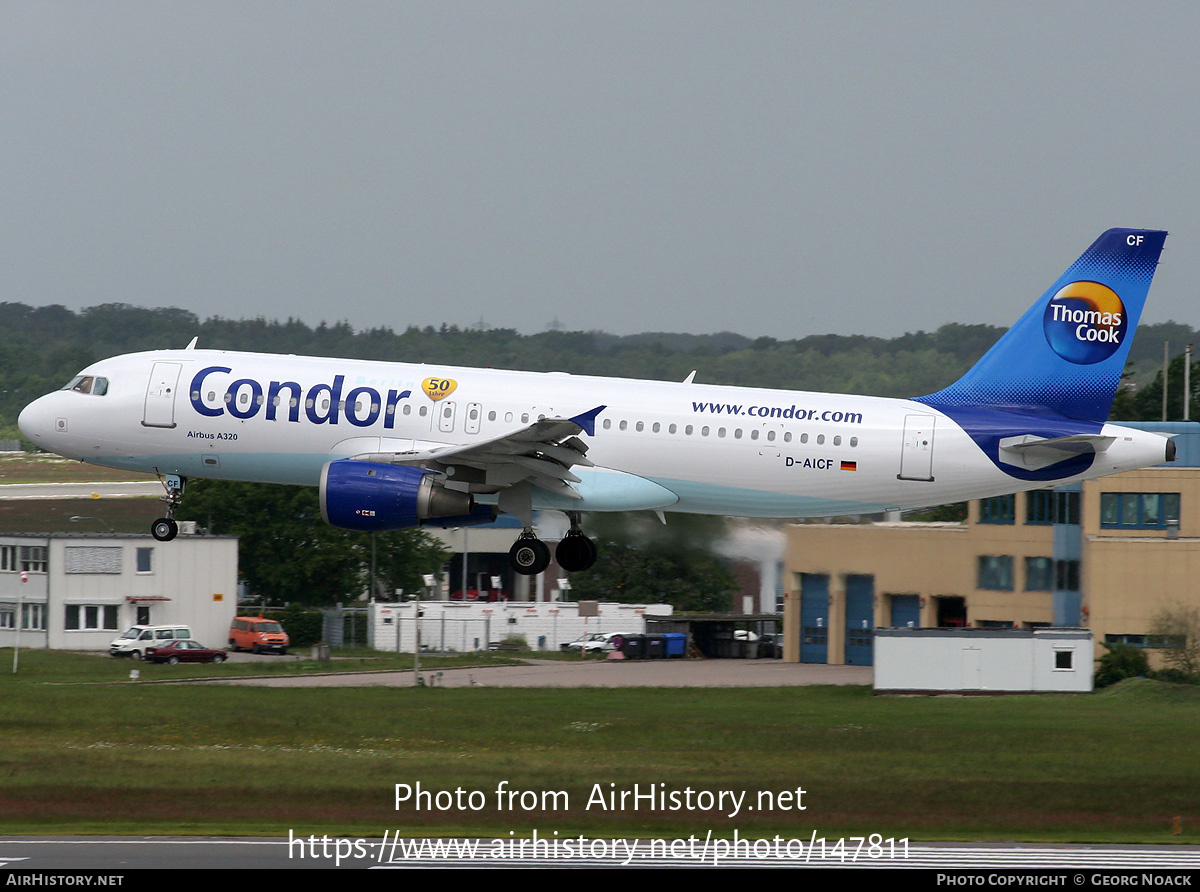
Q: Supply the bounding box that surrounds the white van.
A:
[109,625,193,659]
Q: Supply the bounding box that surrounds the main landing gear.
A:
[507,515,598,576]
[151,474,186,542]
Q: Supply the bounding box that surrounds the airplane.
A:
[18,228,1173,577]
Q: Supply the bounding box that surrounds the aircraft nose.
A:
[18,395,57,447]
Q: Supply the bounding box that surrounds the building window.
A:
[1100,492,1180,530]
[979,495,1015,524]
[19,546,47,573]
[1054,650,1074,670]
[1026,490,1081,525]
[21,603,46,630]
[136,548,153,574]
[1055,560,1080,592]
[977,555,1014,590]
[64,546,122,574]
[0,546,15,572]
[1025,557,1054,591]
[0,606,13,628]
[1104,633,1180,648]
[64,604,120,631]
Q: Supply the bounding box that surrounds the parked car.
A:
[228,616,289,654]
[109,625,193,660]
[560,632,633,653]
[144,639,227,664]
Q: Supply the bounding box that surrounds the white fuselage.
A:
[18,349,1171,519]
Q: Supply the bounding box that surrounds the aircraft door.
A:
[143,362,182,429]
[898,414,935,481]
[438,400,457,433]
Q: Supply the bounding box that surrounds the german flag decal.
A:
[841,460,857,471]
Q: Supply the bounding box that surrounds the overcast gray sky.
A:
[1,2,1196,339]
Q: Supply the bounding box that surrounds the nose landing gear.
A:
[150,473,186,542]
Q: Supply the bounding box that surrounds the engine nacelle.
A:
[320,460,477,531]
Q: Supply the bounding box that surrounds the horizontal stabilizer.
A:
[998,433,1116,471]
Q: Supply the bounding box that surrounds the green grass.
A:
[1,651,1199,841]
[0,454,153,485]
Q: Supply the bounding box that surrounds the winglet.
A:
[569,405,606,437]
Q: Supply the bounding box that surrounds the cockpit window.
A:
[61,376,108,396]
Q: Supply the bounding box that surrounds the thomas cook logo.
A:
[1043,281,1126,365]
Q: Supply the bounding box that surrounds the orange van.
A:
[229,616,289,654]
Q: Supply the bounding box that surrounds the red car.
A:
[144,639,228,665]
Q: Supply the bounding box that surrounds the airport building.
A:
[0,531,239,652]
[782,422,1200,667]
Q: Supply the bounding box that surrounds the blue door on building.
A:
[844,574,875,666]
[890,594,920,628]
[800,573,829,664]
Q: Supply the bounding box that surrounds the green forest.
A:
[4,300,1200,443]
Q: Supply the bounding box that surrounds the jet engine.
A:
[320,460,493,531]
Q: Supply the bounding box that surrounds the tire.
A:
[167,656,179,665]
[130,650,142,661]
[509,537,551,576]
[251,644,261,655]
[556,534,597,572]
[212,654,225,664]
[151,518,178,542]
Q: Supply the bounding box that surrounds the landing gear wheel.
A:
[556,533,598,572]
[151,518,178,542]
[509,537,551,576]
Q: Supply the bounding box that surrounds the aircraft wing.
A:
[348,405,606,501]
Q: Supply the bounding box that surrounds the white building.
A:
[873,628,1094,694]
[370,599,673,653]
[0,533,238,651]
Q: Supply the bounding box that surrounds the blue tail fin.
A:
[917,228,1167,423]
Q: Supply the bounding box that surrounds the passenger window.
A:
[619,421,628,431]
[751,430,759,440]
[603,419,612,430]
